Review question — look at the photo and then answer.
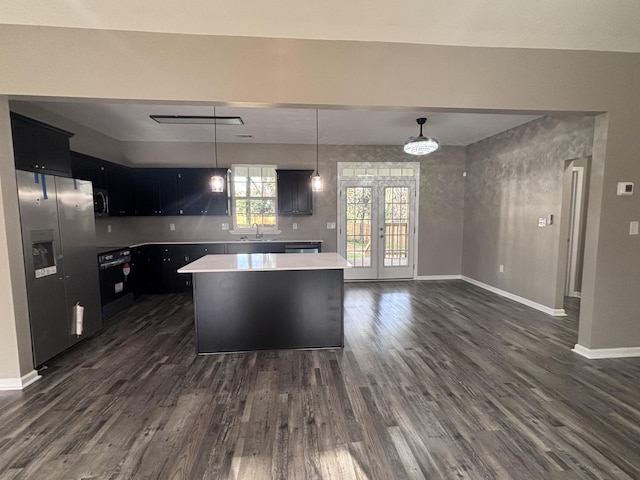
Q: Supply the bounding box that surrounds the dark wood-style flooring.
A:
[1,281,639,479]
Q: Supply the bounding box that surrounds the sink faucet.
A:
[252,223,263,239]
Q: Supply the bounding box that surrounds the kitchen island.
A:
[178,252,352,353]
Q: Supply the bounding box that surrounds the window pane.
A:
[232,165,277,229]
[249,180,262,197]
[263,182,276,197]
[235,180,247,197]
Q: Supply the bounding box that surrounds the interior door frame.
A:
[565,166,584,297]
[337,162,420,281]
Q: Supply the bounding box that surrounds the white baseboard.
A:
[415,275,463,281]
[0,370,41,391]
[461,276,567,317]
[572,344,640,359]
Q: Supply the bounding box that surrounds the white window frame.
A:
[230,164,280,234]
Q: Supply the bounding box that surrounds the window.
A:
[232,165,277,230]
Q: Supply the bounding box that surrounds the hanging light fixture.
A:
[403,117,439,155]
[311,109,323,192]
[210,106,225,193]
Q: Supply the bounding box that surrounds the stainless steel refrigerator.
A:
[16,170,102,367]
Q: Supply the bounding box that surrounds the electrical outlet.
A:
[499,264,504,273]
[169,223,176,231]
[221,223,229,231]
[538,217,547,227]
[107,224,112,233]
[292,223,298,230]
[630,221,639,235]
[327,222,336,230]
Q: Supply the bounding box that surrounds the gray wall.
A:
[98,142,467,277]
[0,97,33,380]
[1,25,640,373]
[462,116,595,309]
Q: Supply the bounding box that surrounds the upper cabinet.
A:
[180,168,230,216]
[276,169,313,215]
[11,112,73,177]
[71,151,135,216]
[70,152,107,189]
[134,169,179,216]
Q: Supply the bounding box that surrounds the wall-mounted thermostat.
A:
[617,182,634,195]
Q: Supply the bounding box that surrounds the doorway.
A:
[561,157,590,313]
[338,163,419,280]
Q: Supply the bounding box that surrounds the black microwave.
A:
[94,188,109,217]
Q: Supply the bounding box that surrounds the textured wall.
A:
[97,142,466,276]
[463,116,595,309]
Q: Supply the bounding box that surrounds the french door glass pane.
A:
[346,187,372,267]
[383,187,410,267]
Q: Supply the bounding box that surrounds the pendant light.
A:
[403,117,439,155]
[311,109,323,192]
[210,105,225,192]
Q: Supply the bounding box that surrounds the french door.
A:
[340,180,416,280]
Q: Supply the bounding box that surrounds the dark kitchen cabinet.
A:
[225,242,287,254]
[107,164,135,216]
[276,170,313,215]
[130,241,321,296]
[135,168,229,217]
[147,244,191,293]
[11,112,73,176]
[134,168,181,216]
[70,151,107,189]
[156,169,182,215]
[129,245,149,298]
[180,168,230,216]
[188,243,226,261]
[71,151,134,215]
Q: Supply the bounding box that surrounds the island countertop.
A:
[177,252,351,273]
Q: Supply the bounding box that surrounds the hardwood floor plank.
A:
[1,282,639,479]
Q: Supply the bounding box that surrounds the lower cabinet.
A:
[134,242,320,295]
[147,245,190,293]
[130,245,149,298]
[225,242,286,254]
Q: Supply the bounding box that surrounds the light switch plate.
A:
[292,223,298,230]
[107,224,112,233]
[538,217,547,227]
[617,182,634,196]
[630,221,639,235]
[327,222,336,230]
[221,223,229,231]
[169,223,176,231]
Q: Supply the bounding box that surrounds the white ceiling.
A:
[27,100,542,146]
[3,1,640,53]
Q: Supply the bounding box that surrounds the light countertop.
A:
[177,252,352,273]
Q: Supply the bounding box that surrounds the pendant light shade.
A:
[311,174,323,192]
[210,175,225,192]
[404,117,439,155]
[312,109,323,192]
[210,105,225,193]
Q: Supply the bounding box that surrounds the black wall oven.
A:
[98,247,133,319]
